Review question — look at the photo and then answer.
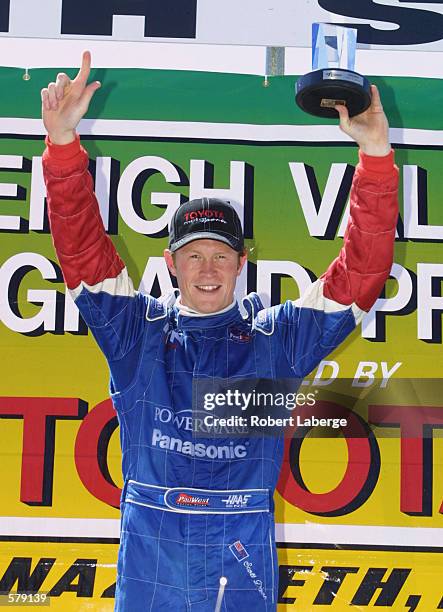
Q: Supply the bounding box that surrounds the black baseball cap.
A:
[168,197,244,253]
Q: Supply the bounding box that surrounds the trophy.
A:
[295,23,371,118]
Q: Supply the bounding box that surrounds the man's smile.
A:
[195,284,221,293]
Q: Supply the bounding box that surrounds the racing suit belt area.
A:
[119,481,275,611]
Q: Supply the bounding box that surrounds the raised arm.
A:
[272,85,398,376]
[41,50,124,291]
[322,84,398,313]
[42,53,145,380]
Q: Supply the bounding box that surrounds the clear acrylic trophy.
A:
[295,23,371,118]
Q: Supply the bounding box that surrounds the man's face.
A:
[164,240,247,314]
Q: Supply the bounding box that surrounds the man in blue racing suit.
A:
[41,52,398,610]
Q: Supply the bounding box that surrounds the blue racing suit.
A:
[43,136,398,610]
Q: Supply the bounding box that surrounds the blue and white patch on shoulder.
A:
[254,307,275,336]
[242,292,275,336]
[146,295,168,321]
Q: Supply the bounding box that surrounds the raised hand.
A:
[335,84,390,157]
[41,51,101,145]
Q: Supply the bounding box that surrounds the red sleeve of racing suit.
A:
[42,136,148,384]
[42,135,125,290]
[321,149,398,312]
[270,150,398,377]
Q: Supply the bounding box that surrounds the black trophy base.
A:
[295,68,371,118]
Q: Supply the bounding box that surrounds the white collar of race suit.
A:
[175,296,237,318]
